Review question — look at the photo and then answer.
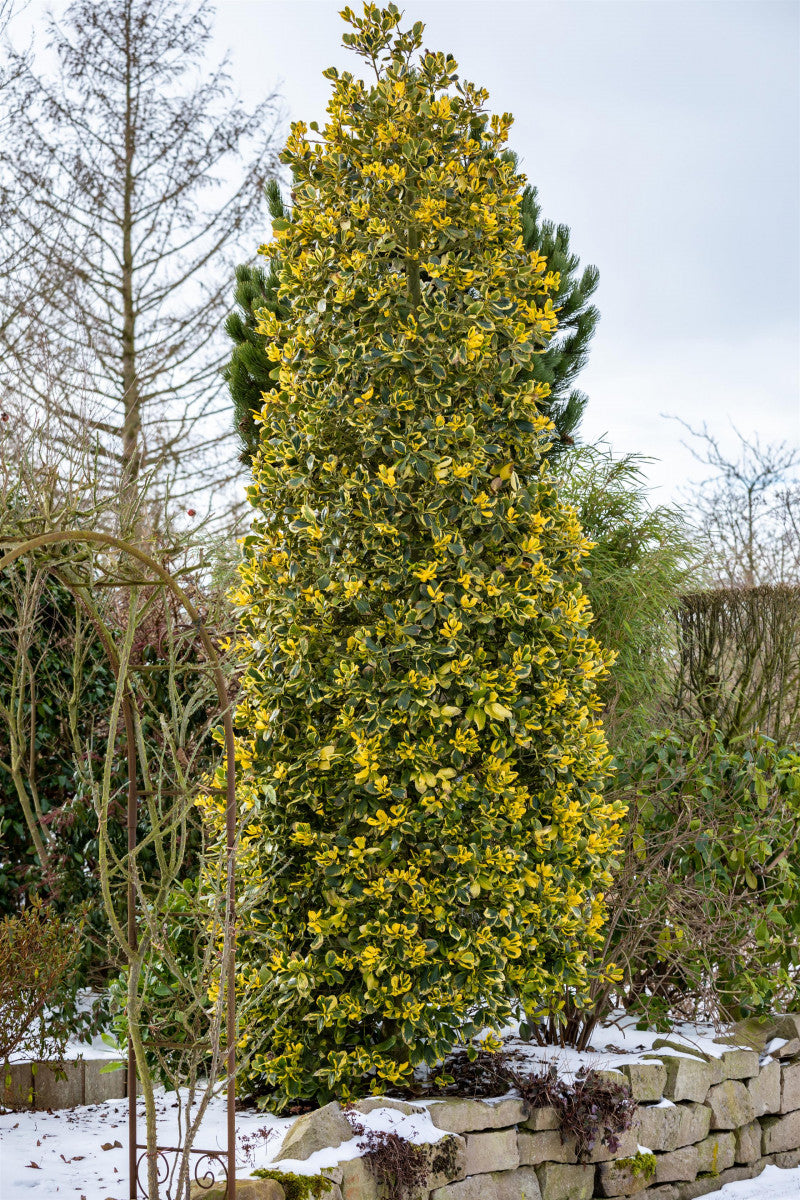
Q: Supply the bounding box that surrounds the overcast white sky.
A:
[12,0,799,503]
[212,0,799,500]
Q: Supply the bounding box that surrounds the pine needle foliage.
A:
[225,181,292,464]
[213,3,624,1110]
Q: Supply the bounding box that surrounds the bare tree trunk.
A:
[121,1,142,529]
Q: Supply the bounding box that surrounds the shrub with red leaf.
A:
[0,901,82,1064]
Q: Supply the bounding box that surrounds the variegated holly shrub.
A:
[203,2,625,1111]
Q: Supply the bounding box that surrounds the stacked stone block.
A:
[238,1014,800,1200]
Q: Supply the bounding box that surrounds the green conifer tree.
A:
[226,171,598,465]
[225,181,291,463]
[208,2,623,1111]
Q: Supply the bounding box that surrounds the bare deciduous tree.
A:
[0,1,46,360]
[2,0,282,534]
[674,418,800,586]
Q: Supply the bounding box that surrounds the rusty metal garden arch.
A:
[0,531,238,1200]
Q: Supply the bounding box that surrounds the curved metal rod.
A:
[0,531,237,1200]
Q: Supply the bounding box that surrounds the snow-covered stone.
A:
[678,1162,768,1199]
[354,1097,424,1117]
[653,1142,699,1184]
[726,1017,780,1052]
[635,1101,710,1152]
[278,1101,354,1161]
[338,1157,379,1200]
[522,1105,560,1131]
[596,1156,651,1197]
[773,1038,800,1059]
[719,1048,760,1081]
[763,1108,800,1154]
[735,1118,763,1164]
[518,1129,576,1166]
[642,1054,710,1103]
[338,1129,465,1198]
[782,1060,800,1113]
[431,1169,543,1200]
[491,1166,543,1199]
[586,1128,639,1163]
[593,1068,629,1087]
[188,1181,284,1200]
[651,1038,708,1062]
[430,1177,497,1200]
[619,1062,667,1103]
[768,1147,800,1168]
[772,1014,800,1042]
[695,1130,736,1174]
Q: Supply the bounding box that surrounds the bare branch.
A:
[0,0,285,535]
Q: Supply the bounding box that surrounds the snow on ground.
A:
[2,1013,798,1198]
[494,1012,753,1078]
[8,991,121,1065]
[10,1026,124,1065]
[0,1088,290,1198]
[3,1092,800,1199]
[705,1166,800,1197]
[0,1087,451,1198]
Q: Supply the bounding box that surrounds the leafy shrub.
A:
[0,569,117,921]
[107,879,208,1081]
[0,523,240,1057]
[565,726,800,1041]
[623,727,800,1021]
[206,3,624,1110]
[0,900,82,1063]
[226,184,601,466]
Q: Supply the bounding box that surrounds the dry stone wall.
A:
[9,1019,800,1199]
[247,1014,800,1200]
